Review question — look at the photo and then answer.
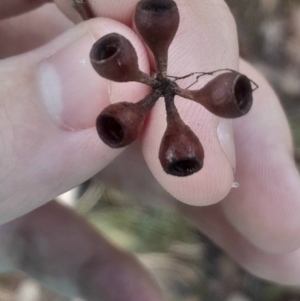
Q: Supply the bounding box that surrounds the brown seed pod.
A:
[176,72,253,118]
[97,90,161,148]
[135,0,179,76]
[90,0,257,177]
[159,94,204,176]
[90,33,157,86]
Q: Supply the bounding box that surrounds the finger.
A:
[0,0,52,19]
[0,3,73,58]
[54,0,141,24]
[141,0,238,205]
[221,60,300,253]
[0,201,164,301]
[180,203,300,286]
[0,18,150,224]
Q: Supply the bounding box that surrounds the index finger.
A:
[0,0,52,19]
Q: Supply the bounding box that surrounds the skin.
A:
[0,0,300,299]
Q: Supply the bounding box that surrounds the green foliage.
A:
[87,204,198,254]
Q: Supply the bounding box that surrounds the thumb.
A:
[0,18,150,224]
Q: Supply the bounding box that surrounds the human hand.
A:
[0,0,299,300]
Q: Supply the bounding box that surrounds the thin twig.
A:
[73,0,94,20]
[168,68,237,82]
[168,68,259,91]
[249,78,259,92]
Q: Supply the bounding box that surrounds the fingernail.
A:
[37,32,110,130]
[217,118,236,171]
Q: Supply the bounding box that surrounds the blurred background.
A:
[1,0,300,300]
[227,0,300,153]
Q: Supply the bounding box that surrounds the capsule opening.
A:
[97,115,124,147]
[234,75,253,113]
[165,158,202,177]
[91,36,120,61]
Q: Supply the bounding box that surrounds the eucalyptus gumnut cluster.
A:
[89,0,255,177]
